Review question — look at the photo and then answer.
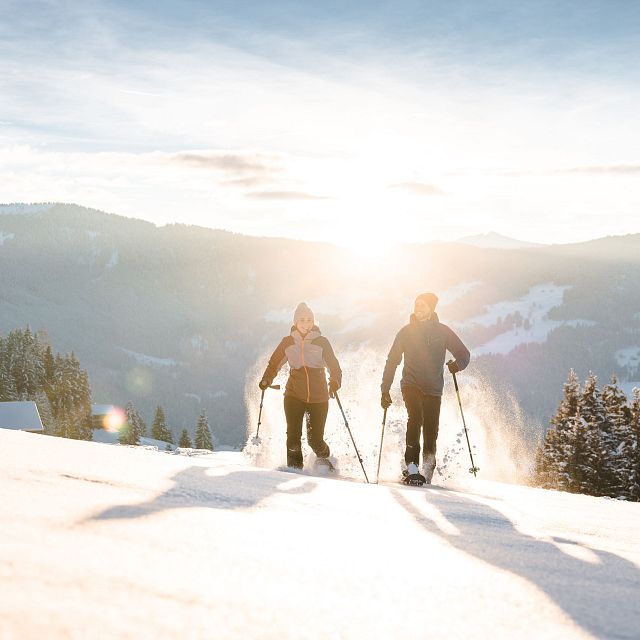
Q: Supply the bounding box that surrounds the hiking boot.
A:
[422,453,436,484]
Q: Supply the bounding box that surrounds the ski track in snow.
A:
[1,429,639,640]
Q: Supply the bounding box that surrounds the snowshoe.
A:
[402,463,426,487]
[403,472,426,487]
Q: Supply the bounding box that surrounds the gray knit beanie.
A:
[293,302,315,324]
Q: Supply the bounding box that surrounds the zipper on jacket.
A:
[301,337,311,402]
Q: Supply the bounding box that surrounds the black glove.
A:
[447,360,460,374]
[328,379,340,399]
[258,379,270,391]
[381,392,392,409]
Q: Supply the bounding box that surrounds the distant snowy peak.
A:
[0,203,54,216]
[455,232,544,249]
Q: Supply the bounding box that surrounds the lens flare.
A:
[126,367,153,396]
[103,407,126,432]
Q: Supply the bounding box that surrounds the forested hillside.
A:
[1,203,639,446]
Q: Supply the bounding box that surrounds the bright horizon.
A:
[3,200,620,251]
[2,2,640,250]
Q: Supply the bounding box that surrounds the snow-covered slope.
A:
[1,429,638,639]
[460,283,596,356]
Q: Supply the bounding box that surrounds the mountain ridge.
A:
[1,202,639,446]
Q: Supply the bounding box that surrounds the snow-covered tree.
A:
[194,411,213,450]
[536,370,580,490]
[0,327,92,439]
[0,338,18,401]
[574,372,610,496]
[601,375,631,497]
[628,388,640,501]
[179,428,192,448]
[120,402,145,445]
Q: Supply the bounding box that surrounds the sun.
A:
[331,193,405,261]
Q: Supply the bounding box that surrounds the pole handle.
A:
[446,360,459,391]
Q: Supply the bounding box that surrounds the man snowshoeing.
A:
[381,292,470,485]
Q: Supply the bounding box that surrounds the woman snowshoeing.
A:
[259,302,342,469]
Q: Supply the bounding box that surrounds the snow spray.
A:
[436,373,535,485]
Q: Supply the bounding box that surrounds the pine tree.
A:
[601,374,631,497]
[136,415,146,442]
[179,428,192,448]
[0,336,17,401]
[43,345,55,386]
[121,402,143,445]
[536,370,580,490]
[151,405,173,444]
[194,411,213,450]
[628,388,640,501]
[575,373,609,496]
[0,327,92,439]
[53,353,92,440]
[118,419,137,445]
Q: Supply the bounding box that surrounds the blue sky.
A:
[1,1,640,248]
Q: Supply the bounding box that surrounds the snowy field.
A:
[1,429,639,640]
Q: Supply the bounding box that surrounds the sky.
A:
[1,0,640,249]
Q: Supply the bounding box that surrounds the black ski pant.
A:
[284,396,330,468]
[401,385,441,465]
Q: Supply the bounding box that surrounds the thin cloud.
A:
[493,165,640,177]
[246,191,329,201]
[220,176,274,188]
[170,152,281,175]
[390,182,444,196]
[557,165,640,175]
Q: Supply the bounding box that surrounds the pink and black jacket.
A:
[262,326,342,403]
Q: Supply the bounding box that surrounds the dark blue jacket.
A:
[381,313,470,396]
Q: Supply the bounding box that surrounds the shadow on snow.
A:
[87,466,317,522]
[392,488,640,639]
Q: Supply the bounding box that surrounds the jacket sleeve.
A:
[445,326,470,371]
[320,338,342,387]
[381,330,404,393]
[261,338,288,385]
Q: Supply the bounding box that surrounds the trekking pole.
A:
[447,361,479,477]
[375,407,387,484]
[252,385,281,444]
[333,392,370,484]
